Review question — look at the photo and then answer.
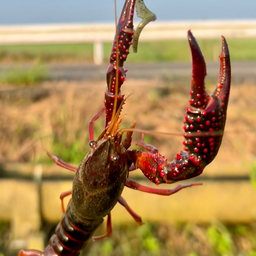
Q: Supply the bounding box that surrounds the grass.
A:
[250,162,256,191]
[84,223,256,256]
[0,43,94,63]
[3,222,256,256]
[0,63,49,86]
[1,80,256,165]
[0,38,256,64]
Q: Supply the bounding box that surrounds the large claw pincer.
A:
[105,0,136,126]
[133,30,231,184]
[105,0,156,127]
[183,30,231,166]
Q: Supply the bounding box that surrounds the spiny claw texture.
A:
[135,30,231,184]
[183,30,231,165]
[105,0,136,126]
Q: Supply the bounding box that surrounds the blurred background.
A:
[1,0,256,256]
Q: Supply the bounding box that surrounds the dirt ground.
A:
[1,76,256,256]
[0,77,256,174]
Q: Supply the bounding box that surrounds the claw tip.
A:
[187,29,193,40]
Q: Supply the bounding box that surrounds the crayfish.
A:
[19,0,231,255]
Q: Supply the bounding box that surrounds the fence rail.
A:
[1,20,256,64]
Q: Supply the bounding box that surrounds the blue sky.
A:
[0,0,255,25]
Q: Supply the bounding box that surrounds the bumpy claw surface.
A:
[105,0,136,126]
[133,30,231,184]
[183,30,231,165]
[109,0,135,67]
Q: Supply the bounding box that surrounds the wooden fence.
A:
[1,20,256,64]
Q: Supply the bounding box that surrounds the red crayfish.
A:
[19,0,231,255]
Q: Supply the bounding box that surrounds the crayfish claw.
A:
[184,31,231,165]
[132,31,231,185]
[187,30,231,113]
[106,0,136,126]
[213,36,231,112]
[187,30,207,109]
[110,0,136,67]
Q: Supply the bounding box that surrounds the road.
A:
[47,62,256,84]
[0,62,256,85]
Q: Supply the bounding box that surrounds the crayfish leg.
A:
[92,213,112,241]
[18,249,44,256]
[133,134,158,153]
[60,190,72,214]
[46,151,77,172]
[118,196,143,226]
[125,178,202,196]
[122,120,136,149]
[89,106,105,142]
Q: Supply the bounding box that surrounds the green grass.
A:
[250,162,256,191]
[207,222,234,256]
[0,63,48,86]
[1,222,256,256]
[106,38,256,62]
[82,223,256,256]
[0,38,256,64]
[0,43,94,63]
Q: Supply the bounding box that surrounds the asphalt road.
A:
[1,62,256,85]
[47,62,256,84]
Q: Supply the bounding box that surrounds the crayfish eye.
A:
[89,140,96,148]
[110,155,119,162]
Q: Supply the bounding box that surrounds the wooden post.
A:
[93,41,104,65]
